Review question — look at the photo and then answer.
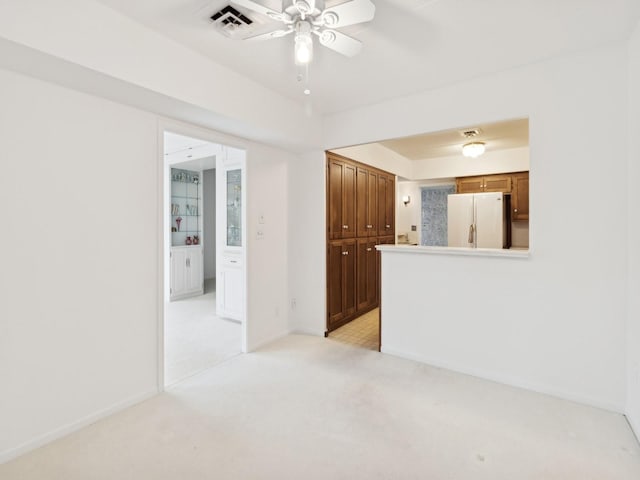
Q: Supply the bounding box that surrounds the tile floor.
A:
[329,308,379,351]
[164,278,241,385]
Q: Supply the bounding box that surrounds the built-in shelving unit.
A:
[170,168,201,247]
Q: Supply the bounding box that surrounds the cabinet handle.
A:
[514,208,518,213]
[366,248,372,252]
[186,258,190,268]
[342,251,349,256]
[230,260,237,264]
[342,225,349,229]
[386,224,391,228]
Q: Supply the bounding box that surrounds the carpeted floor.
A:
[1,334,639,479]
[164,278,241,385]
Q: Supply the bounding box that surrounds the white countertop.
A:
[376,244,529,258]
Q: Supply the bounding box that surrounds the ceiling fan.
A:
[230,0,376,65]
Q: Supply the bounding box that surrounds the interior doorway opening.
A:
[162,131,245,387]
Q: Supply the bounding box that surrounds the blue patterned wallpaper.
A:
[421,185,456,246]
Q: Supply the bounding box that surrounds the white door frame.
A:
[157,118,248,391]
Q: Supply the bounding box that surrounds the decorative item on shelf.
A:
[193,235,200,245]
[175,216,182,231]
[171,226,177,232]
[186,236,193,245]
[171,203,179,215]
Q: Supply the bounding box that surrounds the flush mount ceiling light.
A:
[229,0,376,94]
[462,142,486,158]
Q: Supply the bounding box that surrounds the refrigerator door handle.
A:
[468,224,475,244]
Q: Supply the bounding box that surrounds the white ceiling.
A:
[95,0,640,114]
[380,117,529,160]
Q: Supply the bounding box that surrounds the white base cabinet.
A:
[170,246,203,301]
[217,253,243,321]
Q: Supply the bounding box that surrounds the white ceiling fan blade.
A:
[318,29,362,57]
[321,0,375,28]
[245,28,294,41]
[231,0,285,21]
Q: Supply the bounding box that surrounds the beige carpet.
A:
[1,334,639,479]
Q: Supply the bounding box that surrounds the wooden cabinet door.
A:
[484,175,512,192]
[384,175,395,236]
[342,163,356,238]
[356,167,369,238]
[356,238,378,313]
[512,172,529,221]
[356,238,370,311]
[327,241,345,326]
[457,176,484,193]
[365,239,378,308]
[367,170,378,236]
[327,159,344,240]
[342,239,357,319]
[378,175,395,236]
[327,159,356,239]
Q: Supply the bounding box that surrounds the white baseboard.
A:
[627,412,640,445]
[0,389,158,465]
[381,345,624,414]
[290,325,325,337]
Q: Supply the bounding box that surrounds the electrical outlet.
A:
[256,230,264,240]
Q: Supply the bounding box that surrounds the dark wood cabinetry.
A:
[327,239,356,329]
[328,158,356,239]
[377,175,395,236]
[512,172,529,221]
[456,174,512,193]
[326,153,395,332]
[356,167,378,237]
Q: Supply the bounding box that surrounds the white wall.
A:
[331,143,413,179]
[288,151,327,336]
[244,145,292,349]
[627,19,640,436]
[290,44,629,411]
[0,69,159,460]
[0,0,322,152]
[0,68,296,462]
[203,168,216,280]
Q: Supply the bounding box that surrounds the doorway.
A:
[162,131,245,386]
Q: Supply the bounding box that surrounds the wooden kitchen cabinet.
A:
[326,153,395,332]
[377,174,395,237]
[456,174,511,193]
[456,175,485,193]
[356,167,378,237]
[356,238,378,313]
[327,239,357,329]
[512,172,529,221]
[327,157,356,239]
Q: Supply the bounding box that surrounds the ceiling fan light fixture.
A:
[462,142,486,158]
[322,11,339,26]
[294,0,315,15]
[294,21,313,65]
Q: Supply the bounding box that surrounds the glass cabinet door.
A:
[226,169,242,247]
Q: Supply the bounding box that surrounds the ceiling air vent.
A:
[461,128,482,138]
[211,5,254,38]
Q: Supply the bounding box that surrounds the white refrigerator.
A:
[447,192,511,248]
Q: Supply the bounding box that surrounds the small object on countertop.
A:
[192,235,199,245]
[186,236,192,245]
